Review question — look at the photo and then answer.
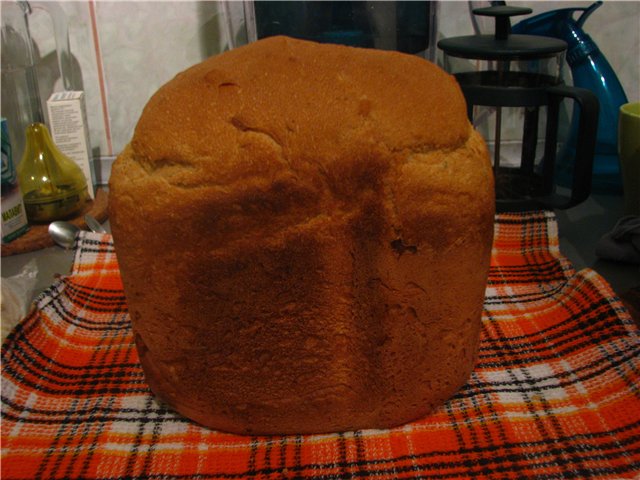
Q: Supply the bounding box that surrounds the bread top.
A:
[130,35,470,185]
[111,36,492,254]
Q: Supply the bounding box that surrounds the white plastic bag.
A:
[1,259,38,343]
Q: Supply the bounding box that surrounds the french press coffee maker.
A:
[438,5,599,212]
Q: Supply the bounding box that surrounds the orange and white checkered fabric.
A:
[2,211,639,479]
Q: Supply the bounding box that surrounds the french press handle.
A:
[541,85,599,209]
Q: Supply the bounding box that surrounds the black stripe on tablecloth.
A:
[3,295,636,404]
[483,287,567,305]
[493,311,574,468]
[481,296,622,347]
[3,325,139,373]
[461,346,639,400]
[485,212,568,287]
[488,261,571,286]
[1,320,146,396]
[62,281,129,313]
[469,383,511,464]
[488,259,568,276]
[4,334,634,415]
[483,278,571,305]
[32,397,83,479]
[443,399,481,475]
[48,397,119,479]
[337,432,355,478]
[3,425,638,479]
[0,360,147,397]
[277,436,288,476]
[32,277,130,330]
[494,212,554,226]
[3,419,637,479]
[476,328,638,371]
[8,342,635,421]
[76,396,117,478]
[353,430,367,474]
[1,347,147,397]
[1,343,145,390]
[483,293,565,306]
[259,436,275,479]
[70,236,116,275]
[477,299,634,367]
[45,292,131,330]
[119,396,170,479]
[14,278,616,376]
[294,434,303,475]
[75,237,116,253]
[53,284,129,316]
[245,437,260,478]
[527,211,552,267]
[275,440,640,480]
[0,395,179,425]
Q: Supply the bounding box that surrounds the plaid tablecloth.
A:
[2,211,639,479]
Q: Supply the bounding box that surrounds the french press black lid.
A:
[439,6,567,60]
[438,6,599,212]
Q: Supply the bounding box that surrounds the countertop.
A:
[556,193,639,296]
[2,192,638,310]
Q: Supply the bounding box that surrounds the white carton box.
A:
[47,91,95,198]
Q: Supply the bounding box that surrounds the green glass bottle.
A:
[17,122,88,223]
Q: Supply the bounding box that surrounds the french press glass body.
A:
[1,0,74,162]
[438,5,599,212]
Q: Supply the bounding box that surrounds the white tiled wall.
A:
[14,0,640,182]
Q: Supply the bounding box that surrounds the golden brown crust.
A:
[109,36,495,435]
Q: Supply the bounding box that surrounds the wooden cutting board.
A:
[1,188,109,257]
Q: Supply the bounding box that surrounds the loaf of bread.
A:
[109,36,494,435]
